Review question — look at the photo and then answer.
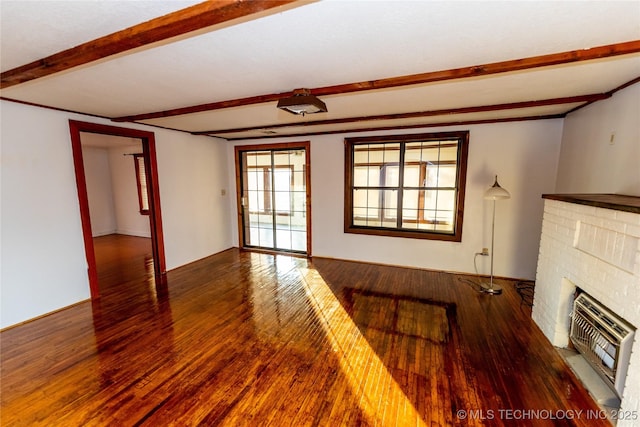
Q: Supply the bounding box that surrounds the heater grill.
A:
[570,292,635,397]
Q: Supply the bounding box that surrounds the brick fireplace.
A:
[533,194,640,424]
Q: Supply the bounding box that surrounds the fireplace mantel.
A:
[542,193,640,214]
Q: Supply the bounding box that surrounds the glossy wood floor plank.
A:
[1,235,609,426]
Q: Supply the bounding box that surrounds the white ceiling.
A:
[0,1,203,70]
[1,1,639,140]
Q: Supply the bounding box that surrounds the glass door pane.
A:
[240,147,307,254]
[242,151,274,249]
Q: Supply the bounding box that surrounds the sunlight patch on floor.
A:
[298,267,426,426]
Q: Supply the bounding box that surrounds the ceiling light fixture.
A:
[277,88,327,116]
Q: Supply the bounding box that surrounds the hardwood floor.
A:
[93,234,154,295]
[1,236,608,426]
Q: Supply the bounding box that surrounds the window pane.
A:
[423,190,455,229]
[356,166,382,187]
[353,217,368,226]
[290,210,306,230]
[382,143,400,163]
[257,213,273,228]
[381,218,397,228]
[275,196,290,214]
[436,164,457,188]
[345,132,467,241]
[401,209,420,226]
[276,228,293,250]
[291,231,307,252]
[401,187,457,227]
[291,191,306,213]
[425,164,440,187]
[240,146,308,254]
[436,190,455,210]
[247,168,262,188]
[403,189,420,211]
[354,207,367,218]
[366,207,380,220]
[292,170,305,191]
[383,165,399,187]
[247,189,262,212]
[353,189,368,209]
[383,189,398,220]
[244,152,257,168]
[420,147,440,163]
[247,220,274,247]
[261,228,274,247]
[246,151,270,167]
[403,164,422,187]
[273,151,291,166]
[435,222,455,232]
[354,147,370,165]
[135,156,149,211]
[367,189,380,211]
[248,212,260,227]
[247,169,267,211]
[366,210,382,227]
[404,142,423,162]
[439,145,458,162]
[273,168,291,188]
[353,166,371,187]
[416,221,436,231]
[274,168,292,214]
[424,190,438,210]
[250,227,273,247]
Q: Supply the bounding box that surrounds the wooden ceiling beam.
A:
[193,93,609,135]
[0,0,300,89]
[114,40,640,122]
[565,75,640,115]
[223,114,567,141]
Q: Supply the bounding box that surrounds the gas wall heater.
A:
[570,292,635,397]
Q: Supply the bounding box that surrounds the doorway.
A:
[235,142,311,255]
[69,120,166,299]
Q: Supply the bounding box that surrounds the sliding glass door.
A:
[237,143,310,255]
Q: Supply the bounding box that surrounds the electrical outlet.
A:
[481,248,489,256]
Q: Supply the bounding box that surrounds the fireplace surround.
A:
[533,194,640,425]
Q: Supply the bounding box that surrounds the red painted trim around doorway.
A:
[68,120,167,299]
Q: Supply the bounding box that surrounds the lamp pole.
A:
[481,175,509,295]
[483,197,501,294]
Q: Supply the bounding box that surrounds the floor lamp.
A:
[481,175,511,295]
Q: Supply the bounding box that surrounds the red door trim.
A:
[68,120,167,298]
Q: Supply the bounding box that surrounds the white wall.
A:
[229,120,563,280]
[82,146,117,236]
[81,140,153,238]
[1,102,91,328]
[555,83,640,196]
[108,144,151,238]
[155,131,232,270]
[0,100,232,328]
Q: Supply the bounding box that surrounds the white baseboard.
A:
[92,229,117,237]
[115,229,151,238]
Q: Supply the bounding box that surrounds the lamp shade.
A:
[277,89,327,116]
[484,175,510,200]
